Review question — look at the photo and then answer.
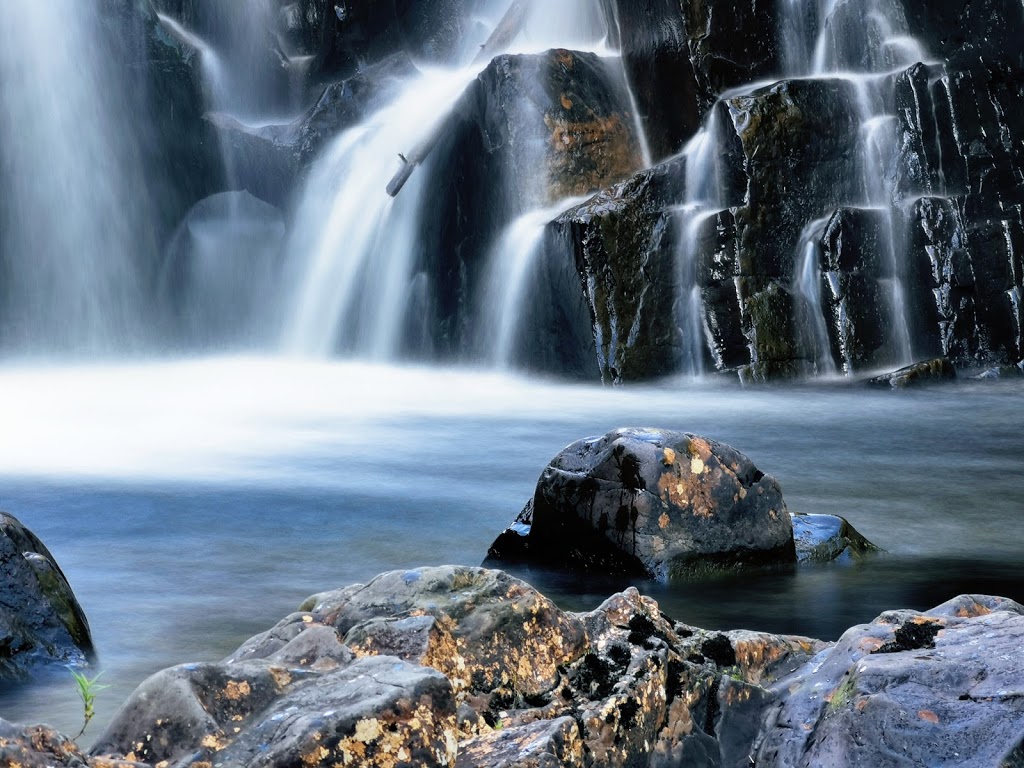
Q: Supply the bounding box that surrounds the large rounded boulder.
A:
[0,512,93,678]
[490,428,795,580]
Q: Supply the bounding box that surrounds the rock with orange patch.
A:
[303,566,588,702]
[0,719,139,768]
[756,594,1024,766]
[493,427,794,581]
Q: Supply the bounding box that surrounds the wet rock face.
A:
[609,0,780,160]
[297,566,589,704]
[468,49,643,209]
[91,622,459,767]
[515,428,794,581]
[756,595,1024,766]
[411,48,643,363]
[552,158,685,383]
[0,512,93,679]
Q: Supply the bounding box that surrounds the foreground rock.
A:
[0,512,93,679]
[489,427,795,580]
[756,594,1024,766]
[4,563,1022,766]
[88,565,823,767]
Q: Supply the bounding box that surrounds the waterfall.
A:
[282,67,483,357]
[479,197,588,369]
[794,221,838,376]
[673,111,724,377]
[0,4,151,355]
[281,0,623,361]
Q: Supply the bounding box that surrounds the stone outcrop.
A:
[756,594,1024,766]
[8,564,1024,767]
[404,48,644,363]
[488,428,795,580]
[0,512,93,679]
[85,566,825,768]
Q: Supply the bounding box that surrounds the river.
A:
[0,357,1020,742]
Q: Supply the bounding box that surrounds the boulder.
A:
[91,623,459,767]
[0,512,92,679]
[867,357,957,388]
[0,718,137,768]
[295,566,589,704]
[405,48,644,362]
[490,428,795,581]
[791,513,881,563]
[755,595,1024,766]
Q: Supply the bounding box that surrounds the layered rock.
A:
[0,512,93,678]
[86,566,824,768]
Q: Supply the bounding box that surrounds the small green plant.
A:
[69,667,109,739]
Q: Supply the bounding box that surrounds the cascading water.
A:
[0,4,152,355]
[771,0,934,373]
[282,66,484,358]
[281,0,631,362]
[673,111,725,377]
[795,219,839,376]
[478,196,588,368]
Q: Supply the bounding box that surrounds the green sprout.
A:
[68,667,109,739]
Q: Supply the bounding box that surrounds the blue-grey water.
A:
[0,357,1021,743]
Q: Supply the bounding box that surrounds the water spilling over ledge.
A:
[0,0,1023,753]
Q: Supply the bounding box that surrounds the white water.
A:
[480,197,588,367]
[0,4,150,354]
[673,111,725,377]
[795,222,839,376]
[283,66,483,357]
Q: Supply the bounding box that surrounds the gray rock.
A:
[755,594,1024,766]
[867,357,957,388]
[0,512,92,678]
[492,428,795,581]
[792,513,881,563]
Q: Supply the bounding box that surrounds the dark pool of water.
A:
[0,358,1021,742]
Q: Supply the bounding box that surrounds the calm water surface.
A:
[0,357,1021,741]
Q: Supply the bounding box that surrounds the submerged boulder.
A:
[0,512,92,679]
[490,428,795,580]
[791,513,881,563]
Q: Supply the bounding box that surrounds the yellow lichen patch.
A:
[918,709,940,723]
[662,447,676,466]
[302,744,330,766]
[200,733,229,751]
[560,94,573,110]
[738,487,747,500]
[724,685,752,705]
[554,49,575,68]
[690,457,705,475]
[353,718,382,743]
[687,437,713,462]
[658,512,670,529]
[856,636,885,653]
[223,680,251,700]
[301,614,314,623]
[269,666,292,690]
